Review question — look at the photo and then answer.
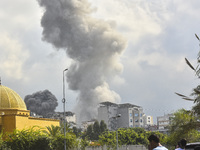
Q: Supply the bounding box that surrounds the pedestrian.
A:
[148,134,168,150]
[175,139,187,150]
[175,142,181,149]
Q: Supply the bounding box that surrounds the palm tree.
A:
[60,122,73,134]
[43,125,61,137]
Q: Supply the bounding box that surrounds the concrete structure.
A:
[65,111,76,124]
[97,101,118,130]
[118,103,144,128]
[86,145,147,150]
[143,115,154,127]
[82,119,96,131]
[52,111,76,127]
[157,113,173,133]
[98,102,145,130]
[0,84,60,134]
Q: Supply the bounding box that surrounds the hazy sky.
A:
[1,0,200,123]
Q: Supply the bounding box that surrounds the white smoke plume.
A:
[24,89,58,117]
[37,0,127,122]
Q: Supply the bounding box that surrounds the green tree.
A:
[60,122,72,134]
[84,120,107,141]
[100,120,107,133]
[93,120,100,140]
[5,127,51,150]
[43,125,61,137]
[99,130,116,149]
[117,128,138,146]
[167,109,200,146]
[79,138,90,150]
[175,34,200,128]
[72,126,82,137]
[86,125,93,140]
[50,132,78,150]
[0,131,7,150]
[99,127,167,149]
[3,125,78,150]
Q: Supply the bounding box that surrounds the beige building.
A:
[143,115,154,127]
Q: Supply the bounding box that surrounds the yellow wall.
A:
[0,109,60,134]
[2,115,16,133]
[16,116,60,130]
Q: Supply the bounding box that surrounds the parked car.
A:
[185,142,200,150]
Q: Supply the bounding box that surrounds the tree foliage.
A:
[167,109,200,147]
[93,121,100,140]
[83,120,107,141]
[2,125,78,150]
[5,127,51,150]
[99,127,168,149]
[72,126,82,137]
[43,125,61,137]
[176,34,200,119]
[100,120,107,133]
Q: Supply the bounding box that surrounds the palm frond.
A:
[194,88,200,94]
[182,98,194,101]
[175,92,194,101]
[195,34,200,41]
[185,58,195,71]
[175,92,188,97]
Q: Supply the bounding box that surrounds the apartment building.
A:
[97,101,119,130]
[97,101,145,130]
[52,111,77,127]
[157,113,173,133]
[143,115,154,127]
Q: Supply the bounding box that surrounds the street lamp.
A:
[62,68,68,150]
[113,114,121,150]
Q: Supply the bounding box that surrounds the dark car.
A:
[185,142,200,150]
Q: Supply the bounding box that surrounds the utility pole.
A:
[62,68,68,150]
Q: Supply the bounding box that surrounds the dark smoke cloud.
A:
[24,89,58,117]
[37,0,127,122]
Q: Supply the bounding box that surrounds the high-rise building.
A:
[98,101,145,130]
[97,101,118,130]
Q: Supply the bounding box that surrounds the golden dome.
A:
[0,85,27,110]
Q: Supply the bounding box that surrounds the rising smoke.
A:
[37,0,127,122]
[24,90,58,117]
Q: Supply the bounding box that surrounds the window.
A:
[135,113,138,117]
[135,119,138,123]
[130,119,132,122]
[140,119,142,123]
[130,125,133,128]
[129,113,132,117]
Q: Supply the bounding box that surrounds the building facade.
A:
[143,115,154,127]
[98,102,145,130]
[157,113,173,133]
[81,119,96,131]
[118,103,144,128]
[97,101,118,130]
[52,111,76,127]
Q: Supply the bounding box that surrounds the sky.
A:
[0,0,200,123]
